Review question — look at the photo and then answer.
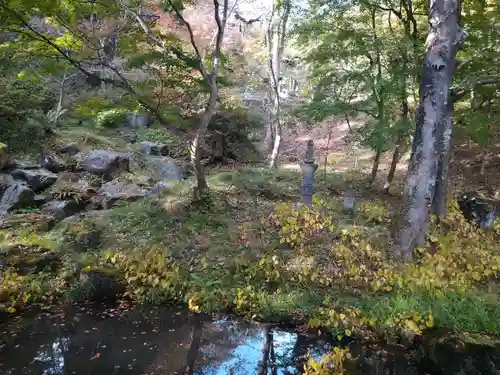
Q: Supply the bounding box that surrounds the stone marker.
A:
[343,184,356,213]
[299,140,318,206]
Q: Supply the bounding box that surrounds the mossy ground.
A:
[1,164,500,347]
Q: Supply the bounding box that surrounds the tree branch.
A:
[0,3,187,134]
[165,0,210,83]
[452,77,500,103]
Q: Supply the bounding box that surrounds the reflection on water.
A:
[1,303,500,375]
[0,304,333,375]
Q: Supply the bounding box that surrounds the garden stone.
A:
[343,185,356,213]
[10,168,58,192]
[33,194,53,206]
[139,141,169,156]
[458,191,498,230]
[0,184,35,214]
[0,143,10,170]
[146,181,169,196]
[38,151,65,173]
[127,111,150,129]
[74,150,130,178]
[0,173,16,196]
[79,267,125,301]
[7,160,38,170]
[98,180,147,209]
[61,220,101,252]
[56,142,80,155]
[146,156,183,181]
[299,140,317,206]
[41,200,84,220]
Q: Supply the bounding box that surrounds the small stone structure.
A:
[299,140,318,206]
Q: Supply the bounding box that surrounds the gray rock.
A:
[52,173,98,199]
[0,173,16,196]
[41,200,84,220]
[75,150,130,177]
[0,184,35,214]
[146,181,169,196]
[7,160,39,170]
[79,268,124,301]
[33,194,53,206]
[135,175,154,186]
[146,156,183,181]
[10,168,58,192]
[139,141,169,156]
[56,142,80,155]
[98,180,147,209]
[127,111,150,129]
[38,152,64,173]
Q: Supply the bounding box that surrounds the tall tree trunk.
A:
[266,0,290,168]
[397,0,465,259]
[369,150,382,184]
[166,0,229,200]
[191,74,218,200]
[384,141,402,194]
[431,100,453,217]
[385,83,411,194]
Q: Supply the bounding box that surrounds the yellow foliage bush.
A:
[269,198,334,251]
[268,199,499,338]
[103,249,185,303]
[303,346,351,375]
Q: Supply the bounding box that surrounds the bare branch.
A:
[452,77,500,103]
[165,0,210,82]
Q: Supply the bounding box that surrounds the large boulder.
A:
[98,180,147,209]
[38,151,65,173]
[51,172,98,201]
[146,181,170,197]
[146,156,183,181]
[10,168,58,192]
[74,150,130,178]
[41,200,84,220]
[79,267,125,301]
[139,141,169,156]
[0,184,35,214]
[0,143,10,170]
[127,111,150,129]
[60,219,101,252]
[0,173,16,196]
[458,191,499,230]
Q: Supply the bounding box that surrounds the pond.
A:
[0,302,499,375]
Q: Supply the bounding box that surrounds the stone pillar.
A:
[299,140,318,206]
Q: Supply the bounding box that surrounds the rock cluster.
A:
[0,141,183,219]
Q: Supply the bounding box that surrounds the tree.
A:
[265,0,290,168]
[163,0,230,199]
[397,0,467,258]
[294,0,414,183]
[0,0,194,134]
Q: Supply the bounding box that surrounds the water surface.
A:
[0,303,499,375]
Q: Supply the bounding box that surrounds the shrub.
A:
[0,76,56,149]
[94,108,129,128]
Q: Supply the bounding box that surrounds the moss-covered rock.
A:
[60,219,101,252]
[77,266,125,301]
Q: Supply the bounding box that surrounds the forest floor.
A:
[1,113,500,351]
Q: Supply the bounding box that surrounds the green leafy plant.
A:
[94,108,130,128]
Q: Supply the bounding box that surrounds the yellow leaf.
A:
[344,328,352,337]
